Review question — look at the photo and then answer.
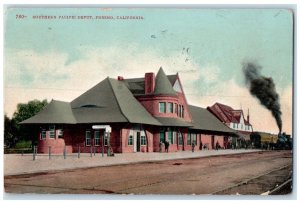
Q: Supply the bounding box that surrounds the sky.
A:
[4,7,293,134]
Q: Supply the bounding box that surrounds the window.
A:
[141,135,146,145]
[168,130,173,144]
[187,133,191,145]
[104,133,108,146]
[49,125,55,139]
[159,102,166,113]
[192,133,197,145]
[178,105,181,117]
[41,130,46,140]
[160,131,165,142]
[173,132,177,144]
[94,131,100,146]
[178,132,183,145]
[167,102,173,113]
[128,135,133,145]
[182,106,184,118]
[175,104,178,114]
[85,131,91,146]
[58,129,63,138]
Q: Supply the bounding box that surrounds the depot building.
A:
[21,68,236,154]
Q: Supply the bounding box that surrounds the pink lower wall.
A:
[37,124,227,153]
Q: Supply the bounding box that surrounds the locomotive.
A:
[250,131,292,150]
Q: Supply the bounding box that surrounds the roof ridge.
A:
[107,78,130,123]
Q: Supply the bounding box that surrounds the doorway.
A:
[133,131,141,153]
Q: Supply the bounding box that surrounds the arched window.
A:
[128,135,133,145]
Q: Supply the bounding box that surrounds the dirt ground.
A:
[4,150,292,195]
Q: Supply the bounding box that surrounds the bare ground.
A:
[4,150,292,195]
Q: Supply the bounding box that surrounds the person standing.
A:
[165,140,169,153]
[216,141,220,151]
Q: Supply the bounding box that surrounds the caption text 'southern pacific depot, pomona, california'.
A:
[21,68,253,154]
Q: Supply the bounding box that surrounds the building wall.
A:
[38,125,73,154]
[37,124,226,153]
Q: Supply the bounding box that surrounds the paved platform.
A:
[4,149,261,176]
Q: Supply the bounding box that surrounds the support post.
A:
[94,146,96,156]
[107,132,111,156]
[63,145,66,159]
[33,146,36,161]
[78,144,80,158]
[49,146,51,160]
[90,146,92,157]
[102,133,104,157]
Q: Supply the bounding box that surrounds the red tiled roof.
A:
[208,102,251,125]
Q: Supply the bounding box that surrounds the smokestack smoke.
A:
[243,62,282,133]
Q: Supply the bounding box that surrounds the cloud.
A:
[4,45,201,116]
[4,46,293,135]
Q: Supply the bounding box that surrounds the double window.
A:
[187,133,191,145]
[41,130,46,140]
[85,131,91,146]
[58,129,63,138]
[178,132,183,145]
[159,102,166,113]
[192,133,197,145]
[173,132,177,144]
[128,135,133,145]
[104,133,108,146]
[141,135,146,145]
[168,130,173,144]
[160,131,165,142]
[167,102,173,113]
[94,131,100,146]
[49,125,55,139]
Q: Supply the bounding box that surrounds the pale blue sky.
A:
[5,8,293,86]
[4,7,294,133]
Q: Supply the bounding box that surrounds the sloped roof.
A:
[72,77,161,125]
[188,105,236,135]
[208,102,251,125]
[109,78,161,125]
[22,78,161,125]
[153,67,177,96]
[20,100,76,124]
[71,78,129,123]
[167,74,177,85]
[123,77,145,95]
[155,117,193,127]
[123,73,177,96]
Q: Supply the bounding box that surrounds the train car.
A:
[250,132,292,150]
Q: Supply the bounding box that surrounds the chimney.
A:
[117,76,124,81]
[145,72,155,94]
[247,108,250,123]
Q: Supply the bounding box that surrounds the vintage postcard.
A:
[3,5,294,198]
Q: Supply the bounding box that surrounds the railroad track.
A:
[212,164,292,195]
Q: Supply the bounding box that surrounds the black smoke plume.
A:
[243,62,282,133]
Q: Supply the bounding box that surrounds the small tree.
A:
[4,115,18,148]
[13,99,48,144]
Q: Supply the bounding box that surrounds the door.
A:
[211,135,215,149]
[136,132,141,152]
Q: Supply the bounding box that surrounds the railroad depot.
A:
[21,68,237,154]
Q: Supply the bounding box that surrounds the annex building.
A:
[21,68,236,154]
